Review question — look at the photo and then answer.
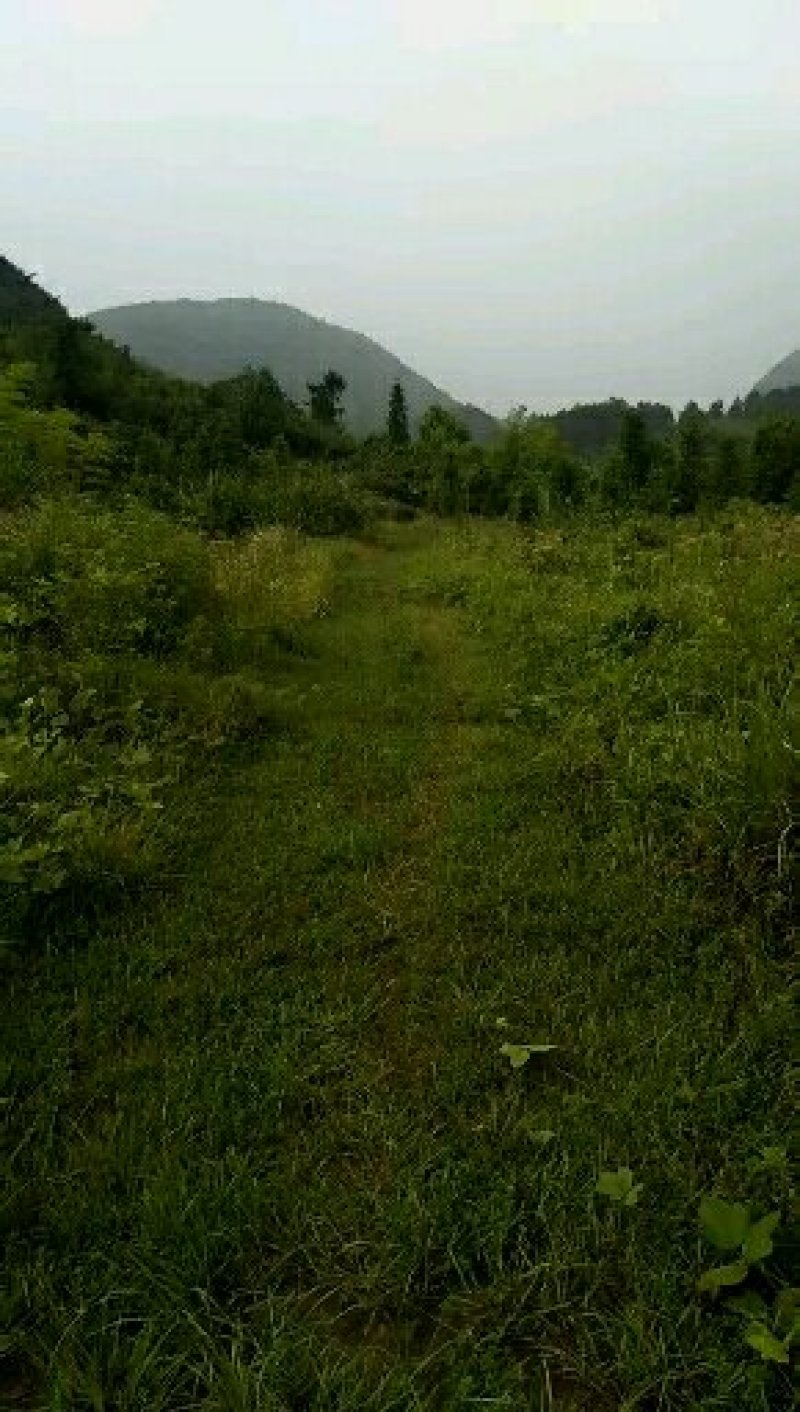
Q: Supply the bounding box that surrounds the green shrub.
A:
[181,463,375,538]
[0,363,110,504]
[0,498,343,945]
[181,470,267,536]
[260,466,373,536]
[0,502,215,941]
[1,499,216,659]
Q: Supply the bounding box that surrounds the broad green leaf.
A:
[699,1197,750,1252]
[726,1291,768,1320]
[596,1167,643,1207]
[696,1261,749,1294]
[774,1288,800,1338]
[500,1042,556,1070]
[744,1323,790,1365]
[742,1211,780,1264]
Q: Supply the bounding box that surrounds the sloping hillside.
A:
[89,298,498,440]
[753,349,800,395]
[0,255,67,327]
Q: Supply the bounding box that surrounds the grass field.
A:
[2,508,797,1410]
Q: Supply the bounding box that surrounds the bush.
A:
[181,463,375,538]
[182,471,266,536]
[1,498,216,659]
[0,363,110,505]
[260,466,373,536]
[0,502,215,940]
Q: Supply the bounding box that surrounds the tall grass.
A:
[2,505,796,1409]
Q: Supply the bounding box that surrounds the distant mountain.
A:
[89,298,498,442]
[753,350,800,396]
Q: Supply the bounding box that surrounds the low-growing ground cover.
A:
[2,506,796,1409]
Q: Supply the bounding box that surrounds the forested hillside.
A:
[89,297,499,442]
[0,256,64,324]
[1,254,797,1410]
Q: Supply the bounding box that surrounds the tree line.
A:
[1,255,798,530]
[363,384,799,519]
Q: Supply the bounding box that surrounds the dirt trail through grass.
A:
[5,514,795,1411]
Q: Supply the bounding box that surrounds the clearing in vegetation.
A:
[2,508,797,1410]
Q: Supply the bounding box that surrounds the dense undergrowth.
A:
[2,505,796,1410]
[1,500,339,945]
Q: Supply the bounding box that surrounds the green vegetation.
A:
[0,497,339,945]
[387,381,411,448]
[85,291,800,455]
[308,369,348,428]
[88,297,499,441]
[1,256,797,1408]
[4,510,796,1409]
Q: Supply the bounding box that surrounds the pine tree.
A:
[387,381,410,446]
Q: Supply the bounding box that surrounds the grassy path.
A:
[4,515,795,1410]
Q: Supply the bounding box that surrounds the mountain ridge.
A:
[753,349,800,396]
[0,254,67,325]
[89,296,498,441]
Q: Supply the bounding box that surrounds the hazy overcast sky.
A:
[3,0,798,411]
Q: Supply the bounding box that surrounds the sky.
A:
[2,0,798,413]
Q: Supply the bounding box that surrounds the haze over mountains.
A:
[89,295,800,439]
[89,298,498,442]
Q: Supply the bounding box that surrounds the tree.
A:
[751,417,800,503]
[308,369,346,427]
[481,415,584,522]
[671,407,707,513]
[548,441,586,511]
[418,406,470,447]
[416,406,473,515]
[704,431,745,504]
[387,381,410,446]
[619,409,654,498]
[229,367,293,450]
